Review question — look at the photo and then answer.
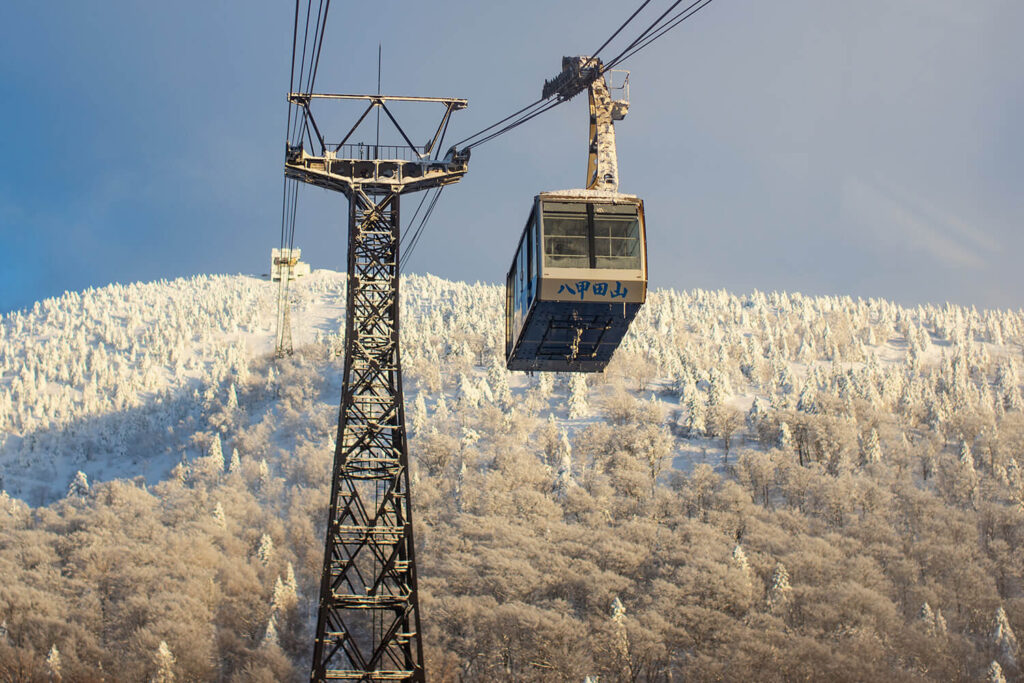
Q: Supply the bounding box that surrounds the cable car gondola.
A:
[505,191,646,372]
[505,57,647,372]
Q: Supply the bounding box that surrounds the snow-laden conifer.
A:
[553,433,575,497]
[284,562,298,600]
[732,544,754,602]
[151,640,175,683]
[456,373,480,410]
[609,596,631,676]
[919,602,937,636]
[708,367,730,410]
[862,428,882,465]
[732,544,751,574]
[992,606,1019,668]
[67,470,89,498]
[777,422,794,452]
[683,391,706,438]
[262,615,279,648]
[767,562,792,614]
[265,365,277,396]
[196,435,225,479]
[411,394,428,436]
[536,372,554,398]
[433,394,450,424]
[486,358,512,408]
[257,459,270,489]
[272,574,298,614]
[46,644,62,682]
[959,439,975,471]
[611,596,625,622]
[170,461,188,485]
[213,501,226,528]
[568,374,588,419]
[257,533,275,567]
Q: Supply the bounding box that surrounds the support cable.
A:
[600,0,692,70]
[451,0,657,151]
[305,0,331,96]
[603,0,716,70]
[451,0,718,152]
[582,0,655,71]
[278,0,332,356]
[289,0,316,144]
[399,187,445,272]
[399,190,433,251]
[461,99,563,151]
[286,0,301,137]
[450,97,549,150]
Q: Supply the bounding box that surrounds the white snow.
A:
[544,188,638,199]
[2,268,1021,505]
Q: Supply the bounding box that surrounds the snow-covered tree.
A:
[265,364,277,396]
[46,644,62,682]
[777,421,794,451]
[487,359,512,408]
[284,562,298,602]
[567,374,588,419]
[213,501,226,528]
[151,640,175,683]
[919,602,938,636]
[228,448,241,474]
[195,434,225,479]
[257,459,270,489]
[862,428,882,465]
[271,574,298,615]
[708,367,730,410]
[411,393,428,435]
[456,373,481,410]
[553,432,575,497]
[67,470,89,498]
[992,606,1019,668]
[767,563,792,614]
[262,615,279,648]
[959,439,975,470]
[433,394,450,424]
[683,391,706,438]
[257,533,275,567]
[732,544,754,601]
[536,372,554,398]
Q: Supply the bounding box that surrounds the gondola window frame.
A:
[541,199,642,271]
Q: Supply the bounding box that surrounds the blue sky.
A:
[2,0,1022,313]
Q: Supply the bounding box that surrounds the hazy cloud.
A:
[841,175,996,270]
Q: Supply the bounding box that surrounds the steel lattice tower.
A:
[284,93,468,682]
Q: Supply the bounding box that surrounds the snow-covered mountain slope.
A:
[1,271,1023,681]
[2,270,1022,505]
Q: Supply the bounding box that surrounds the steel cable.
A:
[603,0,716,70]
[400,187,445,272]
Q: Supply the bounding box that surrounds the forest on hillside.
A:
[0,272,1022,681]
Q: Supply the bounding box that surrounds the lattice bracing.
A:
[311,190,424,682]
